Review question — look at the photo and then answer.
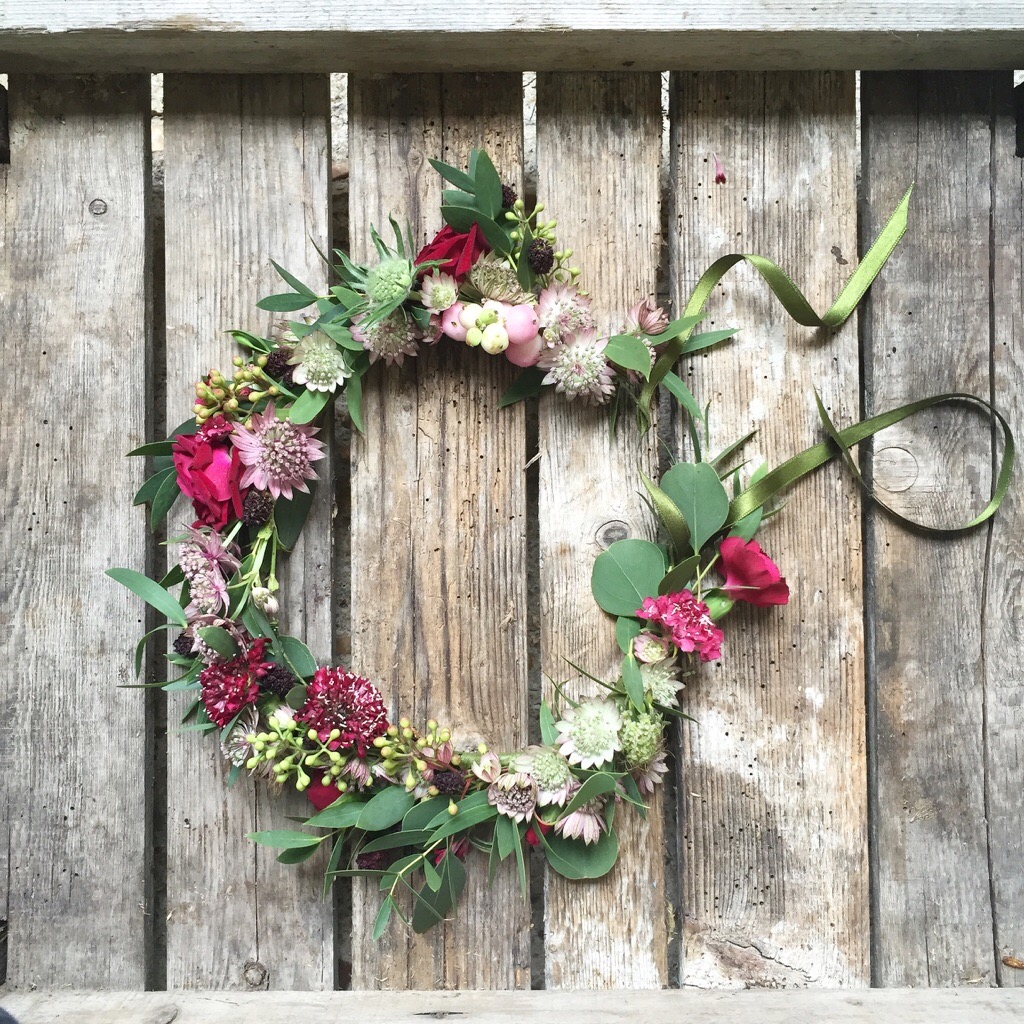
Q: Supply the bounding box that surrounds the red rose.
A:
[415,223,489,282]
[717,536,790,607]
[172,416,247,530]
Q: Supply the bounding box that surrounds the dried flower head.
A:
[487,772,539,823]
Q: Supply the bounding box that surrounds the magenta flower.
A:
[230,403,325,501]
[636,591,723,663]
[717,536,790,607]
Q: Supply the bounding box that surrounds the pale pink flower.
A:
[536,283,595,346]
[625,297,669,337]
[351,310,420,366]
[230,403,326,501]
[537,330,616,406]
[555,786,607,845]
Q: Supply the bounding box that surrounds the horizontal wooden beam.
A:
[1,3,1023,72]
[4,990,1024,1022]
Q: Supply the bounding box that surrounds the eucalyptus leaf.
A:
[560,772,620,818]
[427,802,498,845]
[539,700,559,745]
[680,327,739,355]
[605,334,653,378]
[285,684,307,710]
[658,554,701,596]
[540,827,619,880]
[277,843,322,865]
[305,799,363,830]
[276,635,317,679]
[661,370,704,423]
[471,148,503,218]
[495,814,518,861]
[288,387,330,425]
[359,829,433,854]
[106,568,188,627]
[590,539,667,617]
[615,616,643,654]
[621,652,646,713]
[149,470,181,531]
[639,468,690,559]
[197,626,238,660]
[411,853,466,933]
[247,829,323,850]
[659,462,730,556]
[275,484,315,550]
[133,467,174,507]
[256,292,316,313]
[270,259,316,298]
[126,440,174,458]
[428,157,477,193]
[403,796,449,831]
[499,366,547,408]
[358,787,416,832]
[372,896,394,941]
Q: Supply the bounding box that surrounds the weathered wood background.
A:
[0,70,1021,994]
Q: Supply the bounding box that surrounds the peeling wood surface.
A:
[6,988,1024,1022]
[2,3,1024,72]
[535,72,668,989]
[163,74,334,989]
[347,73,530,989]
[670,71,869,987]
[861,71,1016,988]
[0,75,151,990]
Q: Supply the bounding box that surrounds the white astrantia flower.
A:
[537,330,616,406]
[556,698,622,769]
[631,749,669,796]
[513,745,575,806]
[640,660,682,707]
[222,705,262,769]
[351,310,420,366]
[419,271,459,315]
[288,332,352,393]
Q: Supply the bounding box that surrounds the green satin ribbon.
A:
[727,392,1015,535]
[640,186,915,417]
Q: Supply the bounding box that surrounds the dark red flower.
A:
[199,637,271,727]
[296,667,389,757]
[415,223,489,282]
[432,836,471,866]
[172,416,247,530]
[306,770,344,812]
[717,536,790,607]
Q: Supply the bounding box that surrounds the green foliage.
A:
[659,462,730,556]
[591,539,666,617]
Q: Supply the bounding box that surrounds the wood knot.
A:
[242,959,269,989]
[88,198,107,215]
[596,519,630,548]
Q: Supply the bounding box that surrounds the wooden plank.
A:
[535,71,667,989]
[989,74,1024,989]
[347,73,529,989]
[6,988,1024,1024]
[163,73,334,989]
[0,74,150,990]
[861,71,1000,987]
[669,71,868,987]
[2,4,1024,73]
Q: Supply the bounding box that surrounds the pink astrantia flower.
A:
[624,297,669,337]
[636,591,723,663]
[230,403,325,501]
[717,536,790,607]
[555,786,607,846]
[537,330,616,406]
[536,283,596,346]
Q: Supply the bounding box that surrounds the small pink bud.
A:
[713,153,727,185]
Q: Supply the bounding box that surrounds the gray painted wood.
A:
[347,73,530,989]
[2,3,1024,72]
[5,988,1024,1022]
[535,72,668,989]
[670,71,869,987]
[163,74,334,989]
[0,75,151,989]
[989,74,1024,990]
[861,71,1002,987]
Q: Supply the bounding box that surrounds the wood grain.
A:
[861,71,1005,988]
[535,72,668,989]
[3,3,1024,73]
[989,74,1024,989]
[0,75,151,989]
[347,73,530,989]
[163,73,334,989]
[6,988,1024,1023]
[670,71,868,987]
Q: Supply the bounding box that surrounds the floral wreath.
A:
[110,150,1013,938]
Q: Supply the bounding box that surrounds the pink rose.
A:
[717,536,790,607]
[172,416,247,530]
